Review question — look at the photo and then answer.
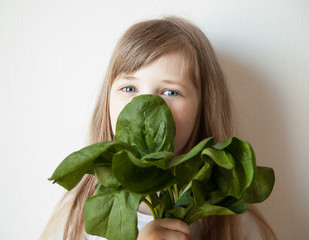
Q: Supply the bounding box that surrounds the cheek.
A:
[168,101,199,153]
[174,110,196,138]
[109,94,128,135]
[109,99,118,135]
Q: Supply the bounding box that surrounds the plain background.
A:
[0,0,308,239]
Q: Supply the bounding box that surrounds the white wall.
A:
[0,0,308,239]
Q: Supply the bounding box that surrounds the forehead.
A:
[145,53,188,77]
[117,52,192,82]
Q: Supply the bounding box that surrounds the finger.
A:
[157,218,190,237]
[162,228,189,240]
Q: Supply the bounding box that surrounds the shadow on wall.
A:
[217,53,297,239]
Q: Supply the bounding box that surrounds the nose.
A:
[137,88,159,97]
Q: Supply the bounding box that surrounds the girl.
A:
[41,16,277,240]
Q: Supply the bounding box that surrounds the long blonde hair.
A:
[41,16,276,240]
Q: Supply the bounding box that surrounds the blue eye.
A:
[122,86,136,92]
[163,90,179,97]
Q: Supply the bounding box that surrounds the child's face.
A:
[109,53,199,154]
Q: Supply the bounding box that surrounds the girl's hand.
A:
[137,218,190,240]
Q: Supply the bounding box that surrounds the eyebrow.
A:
[161,79,187,89]
[116,75,187,89]
[115,75,137,81]
[123,76,137,80]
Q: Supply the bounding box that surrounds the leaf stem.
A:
[180,182,192,199]
[172,167,179,202]
[167,187,175,206]
[143,198,157,220]
[174,184,179,201]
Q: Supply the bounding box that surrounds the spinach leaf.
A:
[84,186,144,240]
[114,94,175,156]
[201,137,256,199]
[241,166,275,203]
[49,94,275,240]
[112,150,176,194]
[48,141,138,190]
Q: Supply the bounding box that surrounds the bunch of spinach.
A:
[49,95,275,240]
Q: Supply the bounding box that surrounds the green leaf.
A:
[201,137,256,199]
[166,190,236,225]
[112,150,176,194]
[94,165,121,188]
[48,141,137,190]
[202,148,234,169]
[114,95,175,156]
[124,151,176,169]
[141,152,175,169]
[174,189,194,209]
[84,188,144,240]
[49,95,276,237]
[148,192,160,208]
[157,190,174,219]
[191,179,225,206]
[173,138,214,188]
[217,196,250,214]
[183,203,236,225]
[241,166,275,203]
[169,138,214,168]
